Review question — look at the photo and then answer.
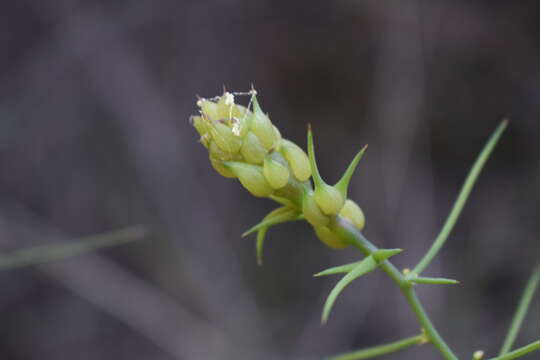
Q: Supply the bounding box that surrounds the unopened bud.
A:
[313,183,345,215]
[197,99,220,121]
[210,121,242,154]
[272,126,282,151]
[313,225,348,249]
[250,96,277,150]
[215,92,235,119]
[263,156,290,189]
[302,190,330,226]
[224,162,273,197]
[209,141,234,161]
[190,116,210,137]
[241,132,268,165]
[280,139,311,182]
[210,156,236,178]
[339,199,365,230]
[473,350,484,360]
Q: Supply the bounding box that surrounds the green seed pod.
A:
[280,139,311,182]
[210,121,242,154]
[313,183,345,216]
[263,156,290,189]
[210,156,236,178]
[339,199,365,230]
[302,190,330,226]
[241,132,267,165]
[313,225,349,249]
[249,96,277,150]
[224,162,273,197]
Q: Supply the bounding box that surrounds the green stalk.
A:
[412,120,508,276]
[490,340,540,360]
[328,334,426,360]
[499,265,540,355]
[331,218,458,360]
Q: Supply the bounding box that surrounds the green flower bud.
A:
[215,92,236,120]
[210,121,242,154]
[190,116,211,148]
[263,156,290,189]
[313,225,348,249]
[249,95,277,150]
[302,190,330,226]
[339,199,365,230]
[210,156,236,178]
[197,99,220,121]
[280,139,311,182]
[313,183,345,216]
[241,132,268,165]
[224,162,273,197]
[272,125,282,151]
[190,115,210,137]
[209,140,234,161]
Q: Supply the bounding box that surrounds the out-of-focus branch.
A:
[0,202,225,360]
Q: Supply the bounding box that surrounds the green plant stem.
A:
[490,340,540,360]
[0,226,147,271]
[331,217,458,360]
[328,333,426,360]
[412,120,508,276]
[499,265,540,355]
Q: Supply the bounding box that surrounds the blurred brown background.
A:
[1,1,539,359]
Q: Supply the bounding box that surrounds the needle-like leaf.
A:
[314,261,363,277]
[322,255,378,324]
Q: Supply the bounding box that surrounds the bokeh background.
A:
[1,1,539,359]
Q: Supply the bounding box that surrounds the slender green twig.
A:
[331,218,458,360]
[328,333,426,360]
[412,120,508,276]
[0,226,146,271]
[490,340,540,360]
[499,265,540,355]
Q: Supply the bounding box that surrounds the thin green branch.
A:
[412,120,508,276]
[0,226,147,271]
[331,217,458,360]
[328,333,426,360]
[490,340,540,360]
[499,265,540,355]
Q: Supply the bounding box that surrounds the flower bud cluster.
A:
[191,90,366,251]
[191,92,311,198]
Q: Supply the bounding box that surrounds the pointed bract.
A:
[373,248,403,263]
[335,145,368,199]
[322,255,378,324]
[256,227,268,266]
[307,126,344,215]
[411,277,459,285]
[314,260,362,277]
[242,206,299,237]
